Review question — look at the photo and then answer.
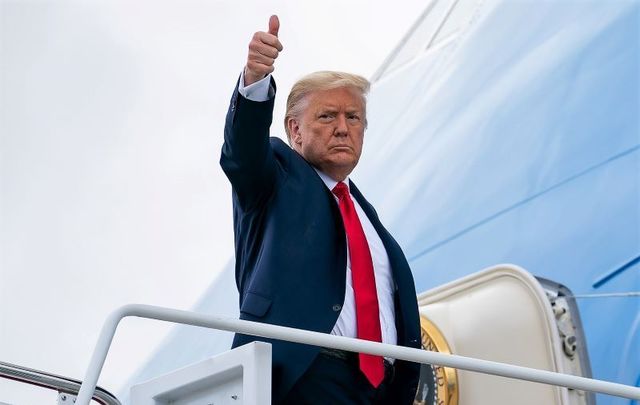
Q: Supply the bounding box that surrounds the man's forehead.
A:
[305,87,365,108]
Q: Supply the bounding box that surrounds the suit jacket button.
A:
[332,304,342,312]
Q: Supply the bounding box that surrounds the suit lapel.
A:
[349,180,401,269]
[349,180,417,347]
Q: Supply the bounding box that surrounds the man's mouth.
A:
[331,145,353,151]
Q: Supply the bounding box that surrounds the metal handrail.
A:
[0,360,120,405]
[75,304,640,404]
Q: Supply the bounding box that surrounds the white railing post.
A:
[75,304,640,405]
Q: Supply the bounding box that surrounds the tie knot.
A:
[332,181,349,200]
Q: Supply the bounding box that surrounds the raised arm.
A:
[220,15,285,212]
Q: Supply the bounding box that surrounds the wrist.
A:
[244,67,265,87]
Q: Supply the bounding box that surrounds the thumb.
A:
[268,14,279,37]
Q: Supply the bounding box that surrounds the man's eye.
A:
[319,114,332,120]
[348,114,361,121]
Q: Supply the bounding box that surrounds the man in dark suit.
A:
[220,15,421,404]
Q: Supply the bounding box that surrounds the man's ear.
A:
[287,117,302,146]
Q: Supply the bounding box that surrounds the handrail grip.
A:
[0,360,120,405]
[76,304,640,404]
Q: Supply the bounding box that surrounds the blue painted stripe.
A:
[593,255,640,289]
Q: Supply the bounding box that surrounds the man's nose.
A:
[334,114,348,136]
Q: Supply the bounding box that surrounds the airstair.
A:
[3,266,639,405]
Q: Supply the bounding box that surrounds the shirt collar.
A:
[313,168,350,193]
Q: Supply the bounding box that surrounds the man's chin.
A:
[327,157,359,174]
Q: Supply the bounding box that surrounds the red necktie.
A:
[332,181,384,388]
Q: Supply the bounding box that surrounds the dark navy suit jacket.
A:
[220,79,421,403]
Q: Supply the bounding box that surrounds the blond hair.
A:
[284,71,370,142]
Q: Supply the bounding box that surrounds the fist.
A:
[245,15,283,86]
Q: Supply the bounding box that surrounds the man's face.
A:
[288,87,366,181]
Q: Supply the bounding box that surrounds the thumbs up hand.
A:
[245,15,283,86]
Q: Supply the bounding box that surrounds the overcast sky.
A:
[0,1,426,403]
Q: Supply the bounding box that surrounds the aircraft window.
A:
[372,0,482,82]
[430,0,481,47]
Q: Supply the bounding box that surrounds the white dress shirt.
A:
[314,170,398,349]
[238,71,398,349]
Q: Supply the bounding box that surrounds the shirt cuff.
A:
[239,70,274,102]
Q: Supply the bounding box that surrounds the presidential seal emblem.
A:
[414,315,459,405]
